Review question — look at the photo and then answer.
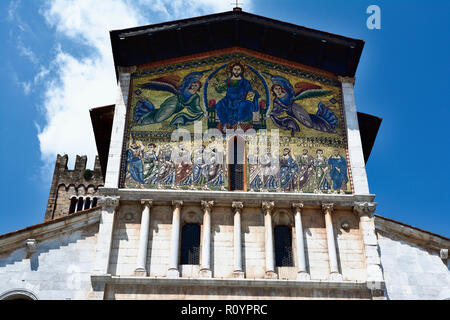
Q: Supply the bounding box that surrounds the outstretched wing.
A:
[293,82,331,100]
[179,70,211,94]
[262,72,294,98]
[133,98,155,121]
[138,75,180,95]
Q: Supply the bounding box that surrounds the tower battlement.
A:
[44,154,104,221]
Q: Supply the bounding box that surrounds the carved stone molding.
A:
[182,211,203,225]
[172,200,183,208]
[201,200,214,211]
[292,202,304,211]
[141,199,153,207]
[354,202,377,218]
[338,76,356,86]
[273,210,293,226]
[321,203,334,215]
[117,65,137,74]
[99,196,120,211]
[232,201,244,213]
[262,201,275,214]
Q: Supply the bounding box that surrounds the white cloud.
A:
[34,0,252,171]
[16,38,39,65]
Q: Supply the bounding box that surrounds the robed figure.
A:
[214,62,260,127]
[328,150,348,191]
[279,148,299,191]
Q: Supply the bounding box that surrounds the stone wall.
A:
[0,219,99,300]
[45,154,104,221]
[377,230,450,300]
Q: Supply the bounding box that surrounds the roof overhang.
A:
[110,9,364,79]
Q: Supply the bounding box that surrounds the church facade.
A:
[0,9,448,300]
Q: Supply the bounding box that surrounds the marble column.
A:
[200,200,214,278]
[354,202,384,287]
[90,196,119,300]
[168,200,183,278]
[232,201,244,278]
[322,203,342,280]
[292,203,310,280]
[262,201,277,279]
[135,200,152,276]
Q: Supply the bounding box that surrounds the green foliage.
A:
[83,169,93,180]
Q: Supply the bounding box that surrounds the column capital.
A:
[262,201,275,213]
[338,76,355,86]
[321,203,334,215]
[292,202,304,211]
[117,66,137,74]
[353,202,377,217]
[141,199,153,207]
[172,200,183,208]
[99,196,120,211]
[232,201,244,213]
[201,200,214,211]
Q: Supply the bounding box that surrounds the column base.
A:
[264,271,278,279]
[199,269,212,278]
[296,271,311,281]
[330,272,343,281]
[167,268,180,278]
[134,268,147,277]
[232,271,245,279]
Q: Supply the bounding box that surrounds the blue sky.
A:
[0,0,449,237]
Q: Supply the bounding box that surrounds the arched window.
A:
[69,197,77,214]
[229,136,245,191]
[274,226,294,267]
[180,224,200,265]
[76,197,84,212]
[84,197,91,210]
[92,197,98,208]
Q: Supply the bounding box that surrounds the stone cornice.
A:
[102,188,375,207]
[0,208,101,253]
[91,274,383,292]
[374,215,450,250]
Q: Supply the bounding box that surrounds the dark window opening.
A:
[84,197,91,210]
[92,197,98,207]
[76,198,84,212]
[229,136,245,191]
[69,198,77,214]
[274,226,294,267]
[180,224,200,265]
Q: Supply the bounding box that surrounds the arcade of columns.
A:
[117,199,377,281]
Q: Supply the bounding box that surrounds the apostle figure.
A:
[213,62,260,128]
[156,145,176,187]
[261,152,279,190]
[279,147,299,191]
[298,149,315,192]
[125,140,145,185]
[313,149,332,192]
[328,149,348,192]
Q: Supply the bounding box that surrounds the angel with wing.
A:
[133,70,210,127]
[263,72,338,136]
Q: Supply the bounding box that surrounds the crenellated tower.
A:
[44,154,104,221]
